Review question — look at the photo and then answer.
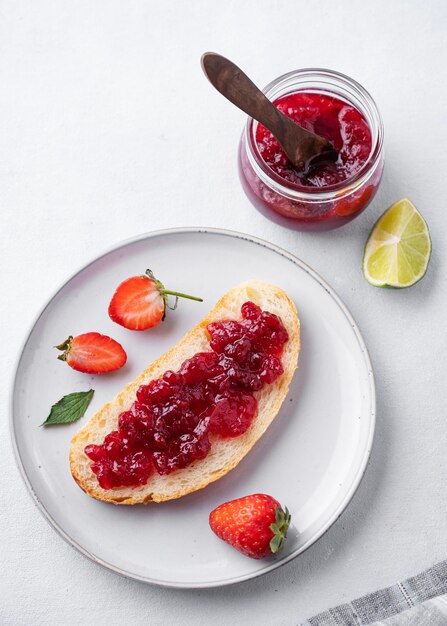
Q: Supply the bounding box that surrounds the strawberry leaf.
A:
[275,507,284,524]
[269,533,283,554]
[269,506,292,555]
[41,390,94,426]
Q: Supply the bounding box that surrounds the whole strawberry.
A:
[108,269,203,331]
[209,494,291,559]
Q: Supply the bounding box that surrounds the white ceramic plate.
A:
[11,228,375,588]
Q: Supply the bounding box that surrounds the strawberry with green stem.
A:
[209,494,291,559]
[108,269,203,331]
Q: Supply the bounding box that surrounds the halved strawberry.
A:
[108,269,203,331]
[56,332,127,374]
[209,494,291,559]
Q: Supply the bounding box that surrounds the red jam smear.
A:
[256,92,372,188]
[84,302,289,489]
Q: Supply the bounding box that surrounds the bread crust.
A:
[70,281,300,504]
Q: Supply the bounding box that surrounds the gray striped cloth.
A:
[300,560,447,625]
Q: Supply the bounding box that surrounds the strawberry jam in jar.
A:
[238,69,384,230]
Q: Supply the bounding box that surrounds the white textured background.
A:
[1,1,446,624]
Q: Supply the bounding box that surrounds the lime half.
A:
[363,198,431,288]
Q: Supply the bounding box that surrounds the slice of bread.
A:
[70,280,300,505]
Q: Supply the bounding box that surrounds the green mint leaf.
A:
[41,389,94,426]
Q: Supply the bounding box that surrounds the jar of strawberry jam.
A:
[238,68,384,230]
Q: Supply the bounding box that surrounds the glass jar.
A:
[238,68,384,230]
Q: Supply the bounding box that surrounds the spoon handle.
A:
[201,52,337,171]
[201,52,286,136]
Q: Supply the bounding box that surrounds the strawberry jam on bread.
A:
[70,281,300,504]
